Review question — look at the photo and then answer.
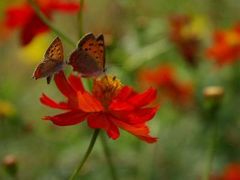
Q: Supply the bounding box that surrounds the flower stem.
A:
[28,0,75,47]
[69,129,100,180]
[100,133,119,180]
[202,124,218,180]
[77,0,84,38]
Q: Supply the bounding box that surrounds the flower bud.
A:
[203,86,224,100]
[2,154,18,177]
[202,86,224,116]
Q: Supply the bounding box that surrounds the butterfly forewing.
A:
[44,37,64,61]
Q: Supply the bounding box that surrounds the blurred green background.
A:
[0,0,240,179]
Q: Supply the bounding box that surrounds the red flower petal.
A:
[87,113,120,139]
[114,86,135,101]
[111,116,157,143]
[223,164,240,180]
[77,91,104,112]
[112,107,158,124]
[137,135,158,143]
[20,14,49,45]
[49,2,80,12]
[128,87,157,107]
[4,4,33,28]
[54,71,78,106]
[40,93,69,110]
[43,110,87,126]
[109,101,135,111]
[68,74,84,92]
[110,87,158,111]
[109,86,136,111]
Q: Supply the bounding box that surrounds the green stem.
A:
[28,0,75,47]
[202,124,218,180]
[77,0,84,38]
[69,129,100,180]
[100,133,119,180]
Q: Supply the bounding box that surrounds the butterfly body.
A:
[33,37,64,84]
[68,33,105,77]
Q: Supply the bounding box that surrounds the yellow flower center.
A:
[93,75,123,107]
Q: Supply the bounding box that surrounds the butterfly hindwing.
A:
[69,49,102,77]
[34,60,63,78]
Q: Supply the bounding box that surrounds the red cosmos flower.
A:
[222,164,240,180]
[212,163,240,180]
[139,65,193,105]
[207,24,240,65]
[3,0,80,45]
[169,15,200,66]
[40,71,158,143]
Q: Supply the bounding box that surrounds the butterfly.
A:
[32,37,65,84]
[68,33,106,77]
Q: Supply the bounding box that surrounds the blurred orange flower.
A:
[138,65,193,106]
[169,14,201,66]
[0,22,11,44]
[207,23,240,65]
[40,71,158,143]
[3,0,80,45]
[212,163,240,180]
[222,164,240,180]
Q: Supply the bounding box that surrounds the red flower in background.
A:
[40,71,158,143]
[207,23,240,65]
[0,22,11,44]
[212,163,240,180]
[3,0,80,45]
[222,164,240,180]
[139,65,193,106]
[169,15,200,66]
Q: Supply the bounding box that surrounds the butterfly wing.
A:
[68,33,105,77]
[96,34,105,71]
[33,60,64,79]
[33,37,64,83]
[44,37,64,62]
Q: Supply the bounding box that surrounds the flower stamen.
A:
[93,75,123,108]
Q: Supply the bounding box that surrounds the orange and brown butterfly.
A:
[32,37,65,84]
[68,33,106,77]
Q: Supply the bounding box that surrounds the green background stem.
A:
[100,133,119,180]
[202,124,218,180]
[77,0,84,38]
[28,0,75,47]
[69,129,100,180]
